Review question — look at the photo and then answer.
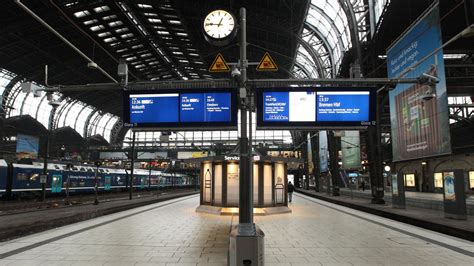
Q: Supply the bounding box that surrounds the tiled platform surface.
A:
[0,193,473,265]
[297,188,474,241]
[336,188,474,215]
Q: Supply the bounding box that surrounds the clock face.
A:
[203,10,235,39]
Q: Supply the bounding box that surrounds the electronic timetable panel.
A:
[123,89,237,129]
[257,87,376,129]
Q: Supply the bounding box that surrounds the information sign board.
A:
[123,89,237,129]
[256,88,375,129]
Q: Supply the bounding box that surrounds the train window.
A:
[54,165,60,170]
[80,167,86,171]
[17,173,28,181]
[72,167,79,171]
[62,166,68,170]
[87,168,93,172]
[99,169,105,173]
[30,173,39,181]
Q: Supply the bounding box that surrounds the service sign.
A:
[256,87,376,129]
[123,89,237,129]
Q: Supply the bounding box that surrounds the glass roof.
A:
[292,0,375,78]
[63,1,204,81]
[0,69,119,143]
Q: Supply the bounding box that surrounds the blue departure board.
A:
[263,92,289,121]
[180,93,231,122]
[130,93,179,123]
[257,88,375,128]
[316,91,370,122]
[124,90,236,129]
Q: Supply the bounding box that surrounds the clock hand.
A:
[217,17,223,27]
[205,23,216,26]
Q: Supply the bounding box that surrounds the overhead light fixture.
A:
[460,24,474,38]
[87,61,98,69]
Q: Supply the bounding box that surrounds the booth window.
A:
[469,171,474,189]
[434,173,443,188]
[404,174,415,187]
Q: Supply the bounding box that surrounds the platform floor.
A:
[0,193,473,265]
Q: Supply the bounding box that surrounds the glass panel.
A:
[434,173,443,188]
[404,174,415,187]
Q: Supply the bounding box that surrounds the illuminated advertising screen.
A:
[257,88,375,129]
[123,89,237,129]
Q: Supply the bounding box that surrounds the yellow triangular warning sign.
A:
[209,53,230,72]
[256,52,278,71]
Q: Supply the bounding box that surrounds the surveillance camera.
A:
[231,67,241,80]
[420,86,436,101]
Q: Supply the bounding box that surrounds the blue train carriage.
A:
[0,160,9,197]
[151,170,163,189]
[63,164,97,193]
[11,162,44,196]
[103,168,127,191]
[133,168,152,190]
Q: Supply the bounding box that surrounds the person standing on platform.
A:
[288,181,295,203]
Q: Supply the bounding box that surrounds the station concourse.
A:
[1,0,474,265]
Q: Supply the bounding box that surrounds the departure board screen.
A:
[316,91,370,122]
[130,93,179,123]
[180,93,231,122]
[257,88,375,129]
[124,89,236,129]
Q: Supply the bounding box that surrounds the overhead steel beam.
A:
[14,0,119,83]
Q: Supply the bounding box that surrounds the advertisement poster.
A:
[387,5,451,161]
[319,131,328,172]
[341,131,360,169]
[391,174,399,196]
[16,134,39,160]
[443,172,455,201]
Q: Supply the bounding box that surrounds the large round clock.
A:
[203,9,237,46]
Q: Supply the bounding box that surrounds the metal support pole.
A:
[370,91,385,204]
[230,8,264,266]
[41,105,57,202]
[129,130,136,200]
[94,164,99,205]
[148,167,152,191]
[327,130,340,196]
[41,135,49,202]
[351,62,385,204]
[238,7,252,225]
[65,164,71,205]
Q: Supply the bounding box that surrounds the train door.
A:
[51,174,62,193]
[104,176,111,190]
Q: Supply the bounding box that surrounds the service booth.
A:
[186,155,302,214]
